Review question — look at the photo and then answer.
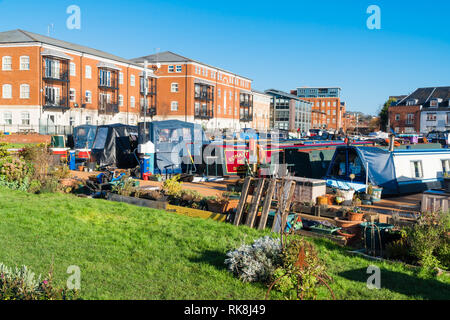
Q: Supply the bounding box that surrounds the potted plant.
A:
[347,207,364,221]
[370,186,383,202]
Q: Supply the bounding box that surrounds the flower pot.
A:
[348,211,364,221]
[334,217,364,229]
[371,187,383,202]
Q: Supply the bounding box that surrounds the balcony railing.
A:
[43,97,69,109]
[140,86,157,96]
[99,102,119,114]
[98,79,119,90]
[195,91,214,101]
[43,71,69,82]
[240,114,253,122]
[194,109,213,119]
[141,106,156,117]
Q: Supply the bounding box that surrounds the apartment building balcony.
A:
[43,97,69,111]
[98,78,119,90]
[42,57,70,83]
[240,115,253,122]
[194,91,214,101]
[140,85,157,96]
[98,99,119,115]
[194,108,213,120]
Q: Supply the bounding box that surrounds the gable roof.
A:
[396,86,450,108]
[0,29,142,67]
[131,51,252,81]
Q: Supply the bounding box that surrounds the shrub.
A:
[224,236,282,283]
[0,263,78,300]
[162,175,182,197]
[268,236,334,300]
[407,211,450,273]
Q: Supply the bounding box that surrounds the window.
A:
[168,65,174,73]
[130,75,135,87]
[406,113,414,124]
[20,84,30,99]
[395,114,400,121]
[85,65,92,79]
[85,90,92,103]
[119,72,124,85]
[69,88,76,102]
[176,65,182,73]
[86,116,92,125]
[171,101,178,111]
[410,160,423,178]
[70,62,76,76]
[130,96,135,108]
[119,95,124,107]
[426,113,436,121]
[171,83,179,92]
[2,84,12,99]
[21,112,30,125]
[229,91,232,100]
[20,56,30,70]
[99,69,112,87]
[217,105,221,114]
[45,58,60,78]
[2,56,12,70]
[3,112,12,125]
[218,89,221,98]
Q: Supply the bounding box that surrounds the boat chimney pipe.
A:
[389,135,395,152]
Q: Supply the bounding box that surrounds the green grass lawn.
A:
[0,187,449,300]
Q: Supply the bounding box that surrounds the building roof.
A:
[131,51,252,81]
[264,89,312,104]
[396,86,450,108]
[296,86,342,90]
[0,29,143,68]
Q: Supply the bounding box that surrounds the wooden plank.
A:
[258,179,277,230]
[280,181,296,233]
[245,178,266,228]
[233,177,252,226]
[272,180,295,233]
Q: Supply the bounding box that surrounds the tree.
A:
[379,98,396,131]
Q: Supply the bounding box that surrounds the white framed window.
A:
[69,88,76,102]
[410,160,423,178]
[21,112,30,125]
[70,62,76,76]
[168,65,174,73]
[119,72,124,85]
[2,84,12,99]
[171,83,179,92]
[218,89,221,98]
[20,84,30,99]
[2,56,12,70]
[130,75,135,87]
[20,56,30,70]
[217,105,221,114]
[86,116,92,125]
[3,112,12,125]
[171,101,178,111]
[176,65,182,73]
[130,96,135,108]
[119,95,124,107]
[85,65,92,79]
[85,90,92,103]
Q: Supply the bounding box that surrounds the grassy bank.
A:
[0,187,448,300]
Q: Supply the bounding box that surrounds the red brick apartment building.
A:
[131,51,253,131]
[290,87,346,131]
[0,29,157,133]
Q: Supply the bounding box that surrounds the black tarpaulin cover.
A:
[91,123,138,168]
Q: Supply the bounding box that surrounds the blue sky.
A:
[1,0,449,115]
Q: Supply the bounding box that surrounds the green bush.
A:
[0,263,78,300]
[407,211,450,273]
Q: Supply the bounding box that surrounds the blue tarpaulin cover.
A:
[326,146,399,195]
